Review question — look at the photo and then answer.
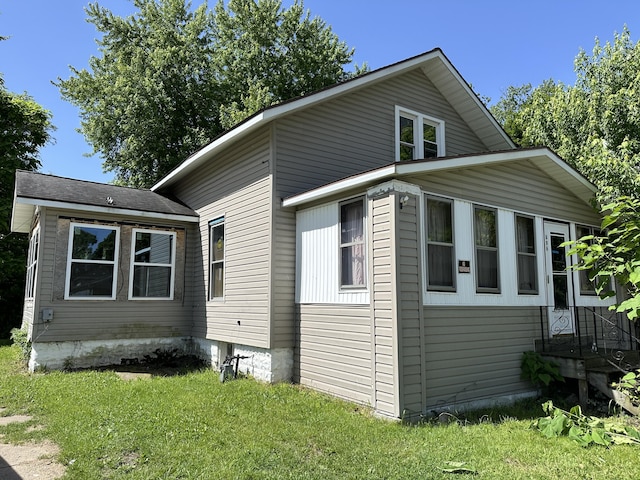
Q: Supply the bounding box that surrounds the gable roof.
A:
[152,48,515,192]
[281,147,595,208]
[11,170,198,233]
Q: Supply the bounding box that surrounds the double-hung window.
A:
[576,224,611,295]
[515,215,538,294]
[129,229,176,299]
[425,196,455,291]
[25,228,40,299]
[396,107,445,161]
[209,217,225,299]
[340,197,366,288]
[474,206,499,293]
[65,223,119,299]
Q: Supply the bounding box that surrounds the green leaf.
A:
[441,461,478,474]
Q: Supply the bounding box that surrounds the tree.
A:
[491,27,640,320]
[58,0,361,188]
[491,27,640,198]
[0,75,54,338]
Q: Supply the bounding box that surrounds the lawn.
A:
[1,344,639,479]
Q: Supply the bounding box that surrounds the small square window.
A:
[396,107,445,161]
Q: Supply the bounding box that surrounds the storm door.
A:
[543,221,575,336]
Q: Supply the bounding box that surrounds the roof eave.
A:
[13,197,199,228]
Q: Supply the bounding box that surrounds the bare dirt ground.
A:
[0,410,65,479]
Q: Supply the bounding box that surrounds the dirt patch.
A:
[0,411,65,479]
[0,440,65,479]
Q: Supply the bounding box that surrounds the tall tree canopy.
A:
[492,27,640,320]
[58,0,361,188]
[491,27,640,198]
[0,74,54,337]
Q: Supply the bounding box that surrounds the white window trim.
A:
[209,216,225,301]
[473,205,500,294]
[25,227,40,299]
[339,196,367,290]
[515,214,538,295]
[395,105,445,161]
[65,222,120,300]
[128,228,177,300]
[424,194,456,292]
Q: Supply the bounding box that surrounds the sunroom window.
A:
[474,206,499,293]
[65,223,119,299]
[515,215,537,294]
[25,228,39,299]
[340,197,366,288]
[396,107,444,161]
[576,224,611,295]
[425,196,455,291]
[130,229,176,299]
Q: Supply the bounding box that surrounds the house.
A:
[12,48,622,419]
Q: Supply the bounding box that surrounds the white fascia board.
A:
[14,197,199,223]
[282,166,397,208]
[152,51,444,192]
[397,148,595,193]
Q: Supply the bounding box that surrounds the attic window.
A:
[396,106,445,161]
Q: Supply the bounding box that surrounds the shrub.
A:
[521,351,564,388]
[10,327,31,363]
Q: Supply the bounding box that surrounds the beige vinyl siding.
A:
[271,205,296,348]
[370,193,397,417]
[30,208,192,342]
[169,129,272,348]
[397,194,425,417]
[296,304,372,404]
[423,306,539,410]
[412,160,600,225]
[274,68,489,199]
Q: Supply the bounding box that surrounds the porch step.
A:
[587,370,639,416]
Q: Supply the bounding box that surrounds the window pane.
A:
[341,245,366,286]
[72,226,116,261]
[212,224,224,261]
[400,116,414,144]
[516,216,535,254]
[550,235,566,272]
[428,200,452,243]
[68,263,114,297]
[399,144,414,161]
[518,255,537,293]
[553,274,568,309]
[477,249,498,289]
[211,263,224,298]
[133,265,171,297]
[428,244,453,288]
[474,209,496,247]
[341,200,363,244]
[135,232,173,264]
[423,124,438,158]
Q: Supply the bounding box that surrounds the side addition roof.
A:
[281,147,596,208]
[152,48,515,192]
[11,170,198,233]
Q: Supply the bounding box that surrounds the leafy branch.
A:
[532,401,640,447]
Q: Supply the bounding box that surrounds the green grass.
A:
[1,344,639,479]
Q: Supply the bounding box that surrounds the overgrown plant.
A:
[521,351,564,388]
[9,327,30,363]
[533,400,640,447]
[613,370,640,408]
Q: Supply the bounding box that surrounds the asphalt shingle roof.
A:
[15,170,197,218]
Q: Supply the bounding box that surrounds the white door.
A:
[544,221,575,336]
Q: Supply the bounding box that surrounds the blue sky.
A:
[1,0,639,184]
